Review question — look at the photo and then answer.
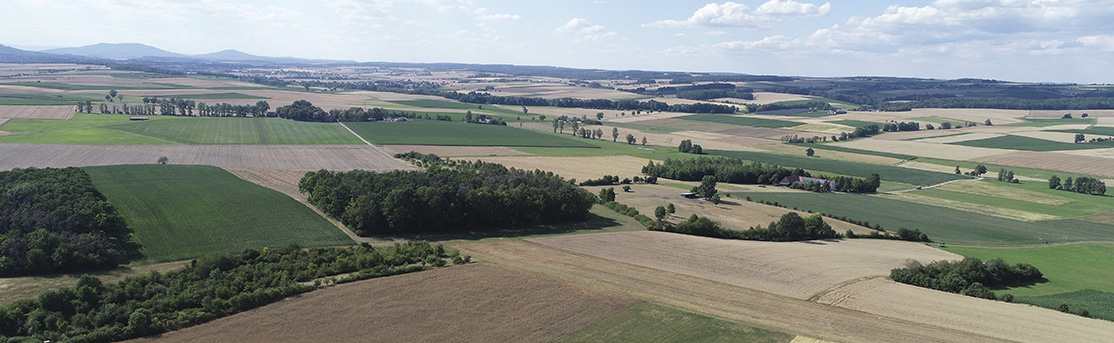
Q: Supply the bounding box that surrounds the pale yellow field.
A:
[894,161,965,174]
[379,145,528,157]
[786,123,853,135]
[871,129,968,141]
[749,92,813,105]
[597,184,876,236]
[528,231,959,300]
[834,138,1013,160]
[884,192,1060,221]
[891,108,1027,125]
[818,278,1114,343]
[915,132,1005,144]
[1097,117,1114,126]
[1011,131,1087,143]
[470,155,653,182]
[934,180,1075,205]
[979,151,1114,178]
[0,105,74,119]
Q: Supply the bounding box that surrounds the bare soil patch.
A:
[600,184,874,235]
[128,264,633,343]
[978,151,1114,178]
[528,231,958,300]
[0,105,74,119]
[0,144,413,171]
[380,145,529,157]
[818,278,1114,343]
[454,239,1011,343]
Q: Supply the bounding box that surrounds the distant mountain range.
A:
[0,42,352,64]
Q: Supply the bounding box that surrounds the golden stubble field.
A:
[472,155,653,182]
[0,105,74,120]
[127,264,634,343]
[528,231,959,300]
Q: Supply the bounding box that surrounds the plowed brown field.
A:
[453,239,1011,343]
[818,278,1114,343]
[528,231,958,299]
[127,264,634,343]
[0,144,413,171]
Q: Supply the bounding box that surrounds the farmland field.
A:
[528,231,958,299]
[128,264,635,343]
[1051,126,1114,136]
[950,134,1114,151]
[912,180,1114,219]
[1015,290,1114,322]
[0,143,411,170]
[977,151,1114,178]
[85,164,352,261]
[709,149,968,186]
[561,302,791,343]
[741,192,1114,245]
[347,120,598,147]
[943,244,1114,296]
[0,114,363,145]
[0,105,74,119]
[827,119,881,128]
[677,114,802,128]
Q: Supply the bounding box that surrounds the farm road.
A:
[0,143,412,171]
[454,239,1012,343]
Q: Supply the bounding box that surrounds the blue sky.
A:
[4,0,1114,83]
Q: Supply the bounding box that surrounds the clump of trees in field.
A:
[0,167,139,276]
[654,212,841,242]
[642,158,879,193]
[882,121,920,132]
[890,257,1042,301]
[677,139,704,154]
[1048,175,1106,195]
[299,160,597,235]
[745,100,832,114]
[276,100,418,122]
[996,168,1019,183]
[579,175,656,186]
[0,242,462,343]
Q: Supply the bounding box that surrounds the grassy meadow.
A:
[709,149,968,186]
[677,114,802,128]
[346,120,598,147]
[950,134,1114,151]
[85,164,352,262]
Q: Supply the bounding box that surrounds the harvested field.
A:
[916,132,1006,144]
[1080,211,1114,225]
[835,138,1012,160]
[224,168,308,199]
[1010,130,1090,143]
[1029,109,1114,118]
[785,123,851,135]
[978,151,1114,178]
[607,111,693,123]
[712,125,800,139]
[0,105,73,119]
[871,129,968,141]
[472,155,652,181]
[529,231,958,300]
[601,184,878,236]
[455,239,1012,343]
[379,145,529,157]
[1098,117,1114,126]
[817,278,1114,343]
[129,264,634,343]
[749,92,813,105]
[890,108,1027,125]
[760,144,902,165]
[0,261,189,306]
[1061,146,1114,159]
[0,144,412,171]
[888,192,1060,221]
[934,180,1074,206]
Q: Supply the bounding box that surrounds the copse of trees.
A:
[890,257,1043,300]
[299,160,597,236]
[655,212,842,242]
[677,139,704,154]
[746,100,833,114]
[0,242,462,343]
[882,121,920,132]
[0,167,139,277]
[642,157,808,185]
[1048,175,1106,195]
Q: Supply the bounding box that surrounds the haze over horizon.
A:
[4,0,1114,83]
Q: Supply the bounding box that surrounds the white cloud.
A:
[754,0,830,17]
[1078,34,1114,51]
[477,13,521,21]
[704,31,727,36]
[554,18,617,42]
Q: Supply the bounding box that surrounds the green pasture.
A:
[0,114,173,144]
[1052,126,1114,136]
[560,302,791,343]
[943,243,1114,296]
[827,119,883,128]
[677,114,802,128]
[1005,118,1096,127]
[0,93,105,105]
[388,99,525,116]
[0,114,361,145]
[915,157,1068,180]
[85,165,352,262]
[140,92,270,100]
[1016,290,1114,322]
[914,180,1114,219]
[797,143,918,160]
[949,135,1114,151]
[739,192,1114,246]
[346,120,597,147]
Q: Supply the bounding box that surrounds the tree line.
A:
[1048,175,1106,195]
[299,157,597,236]
[654,212,841,242]
[449,91,737,113]
[275,100,421,122]
[890,257,1043,301]
[641,157,879,193]
[745,100,833,114]
[76,97,271,118]
[0,242,461,343]
[0,167,139,277]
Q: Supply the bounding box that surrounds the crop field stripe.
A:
[345,120,599,148]
[677,114,802,128]
[560,302,792,343]
[1015,290,1114,322]
[708,149,968,186]
[949,134,1114,151]
[741,192,1114,246]
[796,143,918,160]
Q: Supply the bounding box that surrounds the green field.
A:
[388,99,525,116]
[1015,290,1114,321]
[828,119,882,128]
[798,143,918,160]
[85,165,352,262]
[0,92,105,105]
[141,92,270,100]
[0,82,194,91]
[1005,118,1097,127]
[709,150,967,186]
[560,302,791,343]
[0,114,362,145]
[913,180,1114,219]
[950,135,1114,151]
[916,157,1068,180]
[677,114,802,128]
[346,120,598,147]
[740,192,1114,245]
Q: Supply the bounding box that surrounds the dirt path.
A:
[453,239,1012,343]
[889,178,977,193]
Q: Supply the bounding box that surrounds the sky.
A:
[3,0,1114,83]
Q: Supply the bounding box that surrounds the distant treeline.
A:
[275,100,419,122]
[641,157,879,193]
[447,91,737,113]
[0,242,460,343]
[0,167,139,277]
[891,258,1042,300]
[299,158,596,235]
[77,97,271,117]
[656,212,841,242]
[745,100,833,114]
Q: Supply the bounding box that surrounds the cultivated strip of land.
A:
[0,143,412,170]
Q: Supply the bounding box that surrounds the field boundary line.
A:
[336,121,396,157]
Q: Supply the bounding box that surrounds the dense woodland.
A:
[0,242,460,343]
[891,258,1043,301]
[299,159,597,235]
[0,167,138,277]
